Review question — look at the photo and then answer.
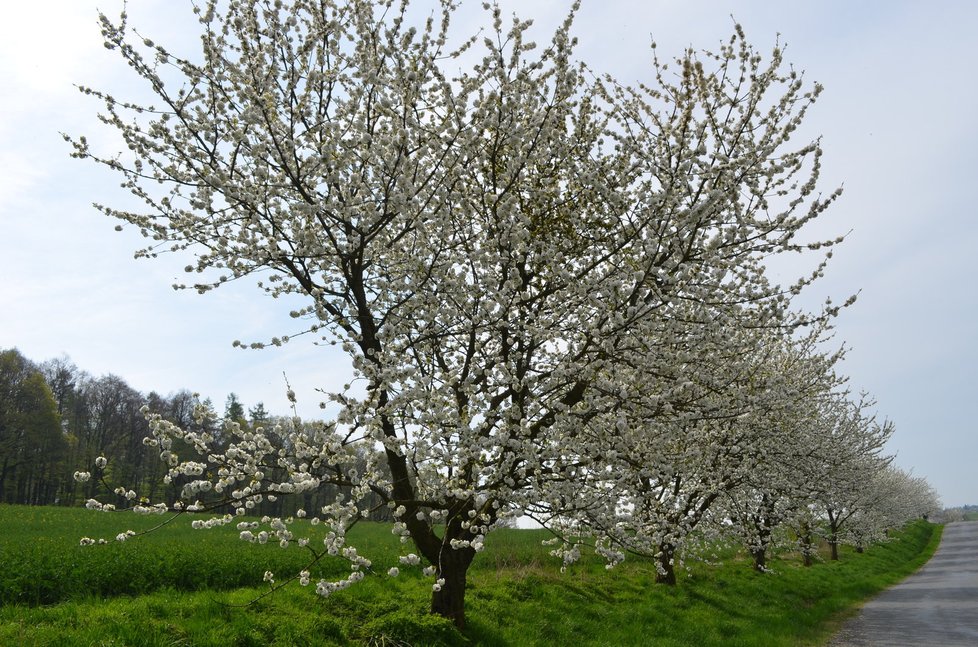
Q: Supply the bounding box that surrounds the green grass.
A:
[0,505,942,646]
[0,505,378,606]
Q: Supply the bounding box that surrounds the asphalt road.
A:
[827,520,978,646]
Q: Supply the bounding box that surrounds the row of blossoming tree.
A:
[67,0,939,628]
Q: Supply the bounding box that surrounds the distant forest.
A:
[0,347,389,519]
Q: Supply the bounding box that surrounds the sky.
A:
[1,1,975,507]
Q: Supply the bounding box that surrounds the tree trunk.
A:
[827,512,840,561]
[430,546,475,629]
[374,392,477,629]
[799,525,814,567]
[655,543,677,585]
[0,458,8,503]
[751,521,772,572]
[751,547,767,572]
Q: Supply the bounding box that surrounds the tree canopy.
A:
[0,349,65,504]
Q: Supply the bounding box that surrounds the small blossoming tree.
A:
[69,0,845,627]
[538,320,845,583]
[805,392,895,560]
[844,465,942,549]
[717,330,845,572]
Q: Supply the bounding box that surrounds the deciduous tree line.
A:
[64,0,940,628]
[0,349,370,518]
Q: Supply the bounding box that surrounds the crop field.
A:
[0,505,941,646]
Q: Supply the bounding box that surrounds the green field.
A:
[0,505,941,646]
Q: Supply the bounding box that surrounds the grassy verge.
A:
[0,505,942,646]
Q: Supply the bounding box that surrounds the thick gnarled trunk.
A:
[750,515,773,572]
[377,402,475,629]
[826,509,841,560]
[380,403,478,629]
[798,522,815,567]
[430,546,476,629]
[751,547,768,572]
[655,542,677,585]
